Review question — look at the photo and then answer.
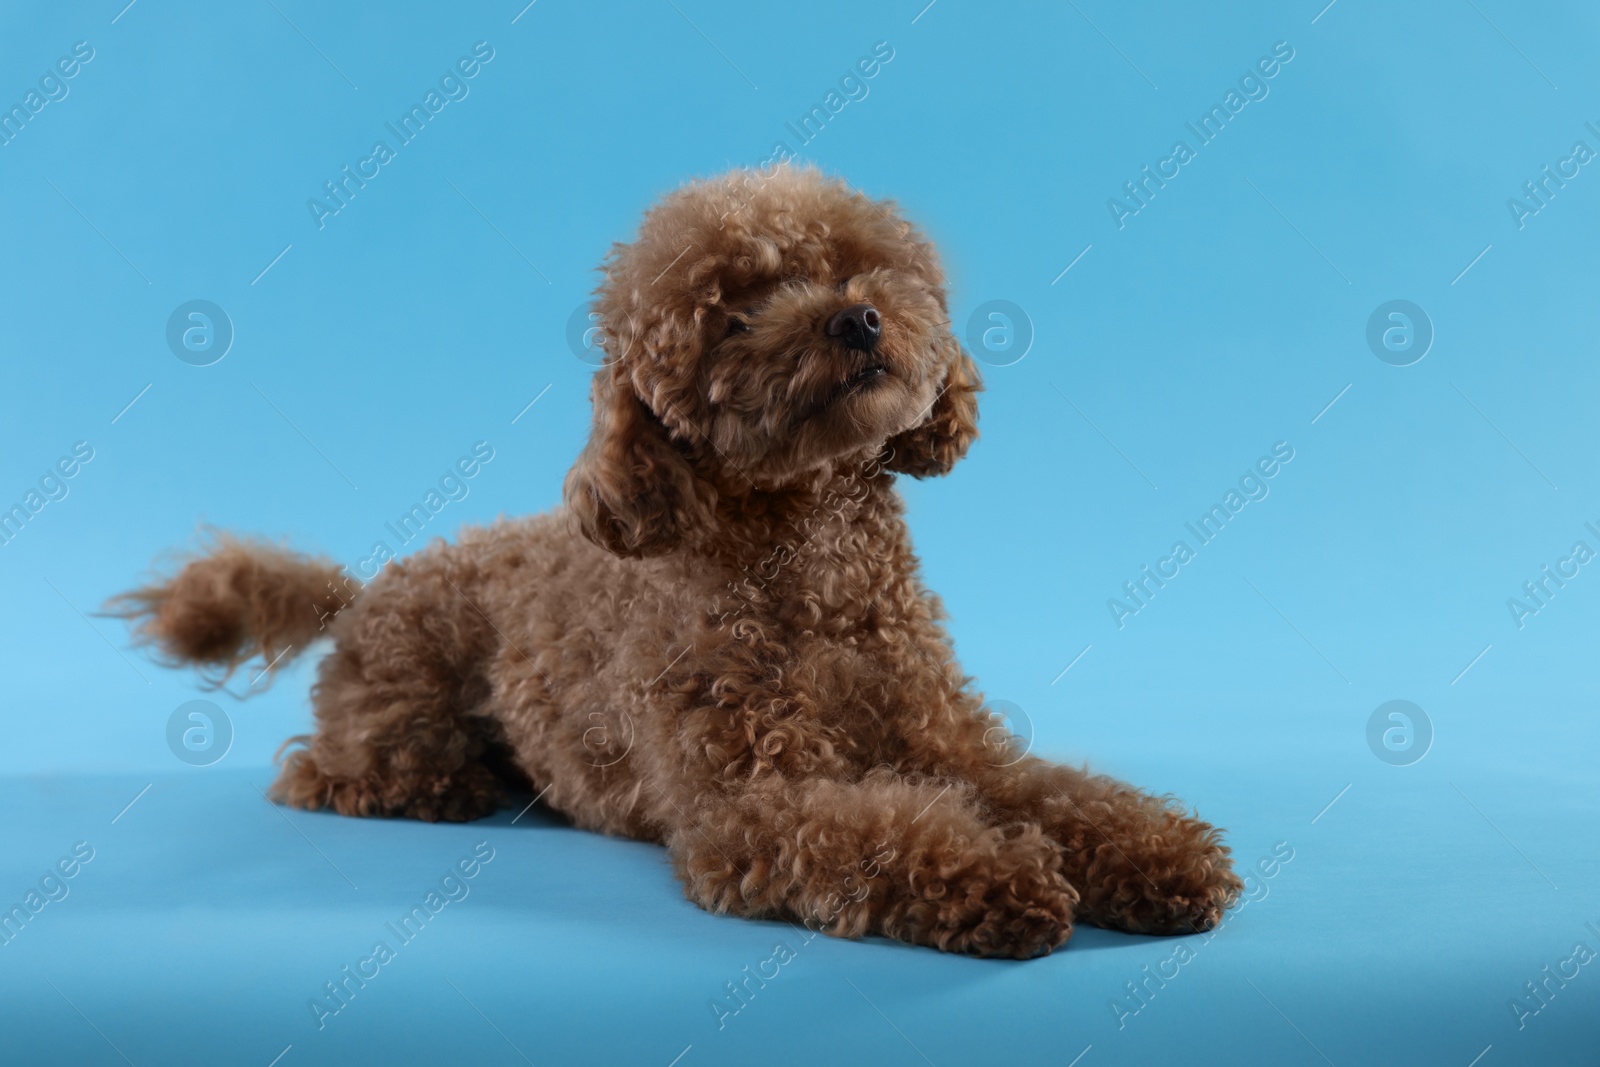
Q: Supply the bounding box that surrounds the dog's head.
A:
[564,165,980,557]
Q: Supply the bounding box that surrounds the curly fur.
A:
[112,165,1240,958]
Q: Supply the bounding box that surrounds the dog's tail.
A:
[105,533,356,688]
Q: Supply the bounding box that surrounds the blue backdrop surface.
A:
[1,0,1597,1064]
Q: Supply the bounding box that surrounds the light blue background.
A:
[1,0,1596,1064]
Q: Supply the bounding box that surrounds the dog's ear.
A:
[881,335,982,477]
[563,362,714,558]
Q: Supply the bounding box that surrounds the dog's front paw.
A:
[948,897,1077,960]
[888,826,1079,959]
[1078,812,1242,936]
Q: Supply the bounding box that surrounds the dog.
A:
[111,165,1241,958]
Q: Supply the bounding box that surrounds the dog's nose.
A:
[826,303,882,351]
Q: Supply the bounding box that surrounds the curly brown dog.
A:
[111,165,1241,959]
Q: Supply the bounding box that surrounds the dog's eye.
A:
[725,316,751,337]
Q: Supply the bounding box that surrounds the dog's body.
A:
[115,167,1240,958]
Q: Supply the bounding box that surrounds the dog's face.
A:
[565,166,980,557]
